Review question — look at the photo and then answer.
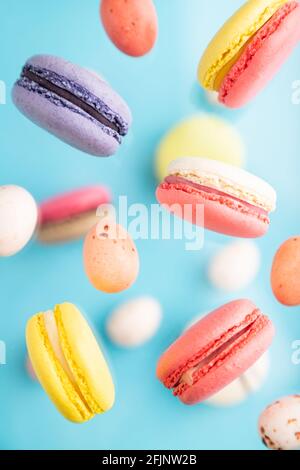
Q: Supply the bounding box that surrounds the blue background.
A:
[1,0,300,450]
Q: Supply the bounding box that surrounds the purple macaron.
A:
[12,55,132,157]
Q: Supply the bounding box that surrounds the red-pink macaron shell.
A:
[156,182,269,238]
[157,299,257,382]
[39,186,111,224]
[179,320,274,404]
[219,2,300,108]
[157,299,275,405]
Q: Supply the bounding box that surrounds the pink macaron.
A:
[156,157,276,238]
[38,185,111,243]
[198,0,300,109]
[157,299,275,405]
[219,1,300,108]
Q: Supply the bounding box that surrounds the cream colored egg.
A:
[106,296,162,347]
[207,352,270,407]
[208,240,260,292]
[205,90,224,107]
[0,185,38,256]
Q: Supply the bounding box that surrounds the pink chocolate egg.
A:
[83,222,139,293]
[100,0,158,57]
[271,236,300,306]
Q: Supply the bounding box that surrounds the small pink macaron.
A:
[156,157,276,238]
[219,1,300,108]
[38,186,111,243]
[83,222,139,293]
[157,299,275,405]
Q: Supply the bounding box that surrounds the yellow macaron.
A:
[26,302,115,423]
[198,0,289,90]
[155,114,245,181]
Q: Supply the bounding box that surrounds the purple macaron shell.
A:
[12,55,132,157]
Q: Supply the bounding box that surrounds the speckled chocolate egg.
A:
[100,0,158,57]
[271,236,300,306]
[83,222,139,293]
[259,395,300,450]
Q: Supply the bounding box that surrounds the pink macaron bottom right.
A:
[156,300,275,405]
[179,320,274,405]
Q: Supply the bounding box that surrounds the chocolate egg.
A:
[0,185,38,257]
[83,222,139,293]
[100,0,158,57]
[106,296,162,347]
[259,395,300,450]
[207,353,269,407]
[271,236,300,306]
[208,240,260,292]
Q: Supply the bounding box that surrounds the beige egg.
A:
[208,240,260,292]
[106,296,162,347]
[0,185,38,257]
[207,352,269,407]
[205,90,224,107]
[83,223,139,293]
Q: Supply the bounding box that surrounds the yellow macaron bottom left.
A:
[26,303,115,423]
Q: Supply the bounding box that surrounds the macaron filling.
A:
[42,310,94,413]
[43,310,79,387]
[17,64,128,142]
[32,310,94,421]
[39,308,106,418]
[163,310,270,397]
[219,1,299,102]
[158,181,270,226]
[166,157,276,213]
[164,175,270,218]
